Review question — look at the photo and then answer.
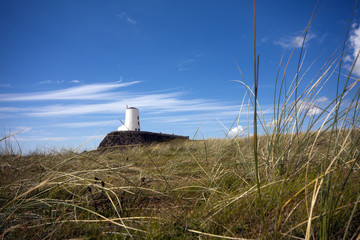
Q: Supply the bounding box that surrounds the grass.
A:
[0,129,359,239]
[1,1,360,239]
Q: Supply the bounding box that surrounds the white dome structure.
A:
[118,106,140,131]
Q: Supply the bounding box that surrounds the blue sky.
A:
[1,0,359,153]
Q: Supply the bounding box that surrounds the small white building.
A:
[118,106,140,131]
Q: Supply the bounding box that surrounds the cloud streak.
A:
[24,93,242,117]
[274,33,316,48]
[0,81,253,134]
[56,120,119,128]
[346,23,360,77]
[0,81,248,117]
[177,54,202,71]
[0,81,140,101]
[117,12,137,24]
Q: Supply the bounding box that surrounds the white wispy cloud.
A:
[294,97,327,117]
[177,54,202,71]
[0,81,140,101]
[266,96,329,126]
[229,126,244,137]
[0,107,23,112]
[117,12,137,24]
[0,83,11,88]
[261,37,268,43]
[0,81,258,133]
[314,96,329,103]
[56,120,119,128]
[54,111,250,129]
[126,17,136,24]
[346,23,360,77]
[38,80,65,84]
[307,106,322,116]
[318,33,328,44]
[304,97,328,116]
[274,33,316,48]
[13,136,102,142]
[24,93,241,117]
[13,136,72,142]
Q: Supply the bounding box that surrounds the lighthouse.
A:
[98,105,190,149]
[118,106,140,131]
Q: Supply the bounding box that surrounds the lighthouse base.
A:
[98,131,189,150]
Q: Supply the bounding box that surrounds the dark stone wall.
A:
[98,131,189,149]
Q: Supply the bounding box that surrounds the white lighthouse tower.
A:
[118,106,140,131]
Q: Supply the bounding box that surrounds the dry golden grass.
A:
[1,131,359,239]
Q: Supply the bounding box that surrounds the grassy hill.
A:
[1,130,359,239]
